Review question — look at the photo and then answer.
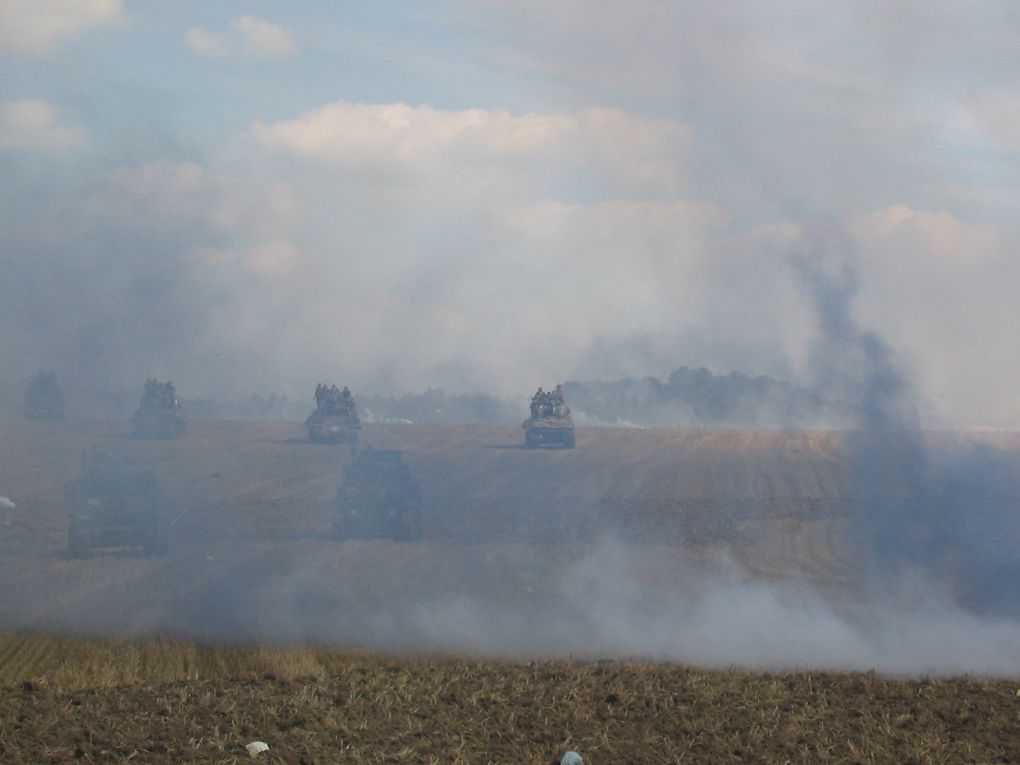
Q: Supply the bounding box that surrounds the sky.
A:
[2,1,1019,427]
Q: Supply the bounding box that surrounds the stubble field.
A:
[1,634,1018,764]
[0,418,1018,763]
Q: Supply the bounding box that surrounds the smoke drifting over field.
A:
[2,5,1020,428]
[2,2,1019,677]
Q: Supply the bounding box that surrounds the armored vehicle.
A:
[131,379,186,439]
[65,449,165,558]
[24,371,65,420]
[307,384,361,447]
[333,448,422,541]
[523,384,575,448]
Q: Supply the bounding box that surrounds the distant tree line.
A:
[1,366,855,428]
[361,388,519,424]
[562,367,855,428]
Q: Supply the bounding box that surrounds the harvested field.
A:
[0,419,1018,671]
[1,634,1018,765]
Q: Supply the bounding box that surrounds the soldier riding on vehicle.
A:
[523,383,575,448]
[307,382,361,446]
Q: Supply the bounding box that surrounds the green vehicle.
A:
[24,372,65,420]
[131,379,186,439]
[307,384,361,447]
[333,448,422,541]
[523,384,575,449]
[65,449,166,558]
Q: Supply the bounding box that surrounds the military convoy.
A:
[65,448,165,558]
[307,384,361,446]
[523,384,575,448]
[131,379,187,439]
[333,448,422,541]
[45,377,582,554]
[24,372,65,420]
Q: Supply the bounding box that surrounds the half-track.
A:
[307,384,361,447]
[333,448,422,541]
[24,371,65,420]
[131,379,186,439]
[523,384,575,448]
[65,448,165,558]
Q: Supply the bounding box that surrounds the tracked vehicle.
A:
[307,384,361,447]
[24,371,65,420]
[523,384,575,449]
[65,449,165,558]
[131,379,186,439]
[333,448,422,541]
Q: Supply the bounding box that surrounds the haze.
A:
[2,1,1018,427]
[1,2,1019,676]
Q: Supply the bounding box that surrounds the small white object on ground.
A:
[245,741,270,758]
[0,496,15,510]
[561,751,583,765]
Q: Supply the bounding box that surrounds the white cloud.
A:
[186,15,296,60]
[0,0,125,55]
[6,89,1018,427]
[0,100,84,152]
[231,15,296,58]
[185,27,228,59]
[252,101,692,199]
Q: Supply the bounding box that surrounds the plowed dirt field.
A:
[1,420,1019,762]
[1,635,1018,765]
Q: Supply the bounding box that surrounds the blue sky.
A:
[1,1,1018,426]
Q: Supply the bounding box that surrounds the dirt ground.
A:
[0,418,874,642]
[1,420,1019,762]
[1,635,1018,765]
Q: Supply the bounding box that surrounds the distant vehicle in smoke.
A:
[523,384,575,448]
[24,371,65,420]
[333,447,422,541]
[306,383,361,447]
[131,378,186,439]
[64,447,166,558]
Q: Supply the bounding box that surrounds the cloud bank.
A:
[0,0,125,55]
[2,2,1018,429]
[187,16,296,60]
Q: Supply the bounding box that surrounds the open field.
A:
[0,418,874,641]
[0,417,879,564]
[1,634,1018,764]
[1,420,1019,761]
[1,419,1019,652]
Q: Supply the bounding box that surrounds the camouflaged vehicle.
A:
[24,372,65,420]
[131,379,186,439]
[307,384,361,447]
[333,448,422,541]
[65,449,165,558]
[523,385,575,449]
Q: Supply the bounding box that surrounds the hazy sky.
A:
[2,1,1018,426]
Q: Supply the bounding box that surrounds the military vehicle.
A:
[523,384,575,448]
[24,371,65,420]
[131,378,186,439]
[65,448,165,558]
[333,448,422,541]
[307,384,361,447]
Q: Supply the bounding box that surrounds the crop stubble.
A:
[1,634,1018,765]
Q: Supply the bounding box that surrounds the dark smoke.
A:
[792,223,1020,616]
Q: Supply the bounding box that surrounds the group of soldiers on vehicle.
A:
[39,372,579,555]
[133,378,187,439]
[313,383,356,415]
[140,378,180,410]
[530,384,570,420]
